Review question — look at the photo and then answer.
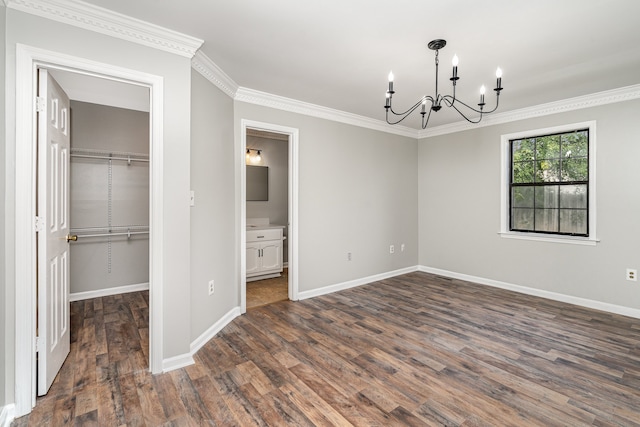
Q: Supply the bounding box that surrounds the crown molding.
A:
[6,0,203,58]
[192,51,416,138]
[235,87,418,139]
[192,52,640,141]
[419,83,640,139]
[191,50,239,98]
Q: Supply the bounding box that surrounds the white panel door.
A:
[37,68,71,396]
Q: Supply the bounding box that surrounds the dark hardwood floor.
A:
[13,272,640,426]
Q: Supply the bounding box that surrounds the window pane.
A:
[536,135,560,160]
[512,138,535,162]
[536,160,560,182]
[560,209,587,235]
[534,185,559,208]
[562,131,588,158]
[535,208,559,232]
[512,208,534,230]
[562,158,588,182]
[513,161,534,183]
[509,127,590,237]
[559,184,587,209]
[512,187,534,208]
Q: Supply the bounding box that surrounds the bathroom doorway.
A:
[240,120,299,313]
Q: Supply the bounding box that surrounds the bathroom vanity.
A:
[246,224,285,281]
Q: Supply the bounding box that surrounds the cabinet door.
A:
[260,241,282,272]
[246,243,261,275]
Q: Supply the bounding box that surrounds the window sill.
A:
[498,231,599,246]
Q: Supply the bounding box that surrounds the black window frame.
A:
[509,128,590,237]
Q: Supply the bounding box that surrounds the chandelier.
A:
[385,39,503,129]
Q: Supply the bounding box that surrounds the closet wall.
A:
[69,101,150,296]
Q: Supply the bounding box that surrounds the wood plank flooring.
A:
[13,272,640,426]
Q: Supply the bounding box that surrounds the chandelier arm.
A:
[388,97,434,117]
[447,102,484,124]
[482,94,501,114]
[421,107,434,130]
[386,100,425,125]
[441,95,500,115]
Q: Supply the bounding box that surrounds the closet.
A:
[69,101,150,296]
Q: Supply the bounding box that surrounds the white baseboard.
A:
[298,265,419,300]
[161,307,241,372]
[1,404,15,427]
[419,265,640,320]
[190,307,242,355]
[70,282,150,302]
[162,353,195,372]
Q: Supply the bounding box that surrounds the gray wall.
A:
[189,70,236,342]
[69,101,150,294]
[246,135,289,262]
[418,99,640,310]
[1,2,6,409]
[235,102,420,293]
[4,9,193,407]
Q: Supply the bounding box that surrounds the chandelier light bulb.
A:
[496,67,503,78]
[452,55,459,67]
[388,71,394,82]
[480,85,486,95]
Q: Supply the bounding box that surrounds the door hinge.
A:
[35,336,41,352]
[36,96,46,113]
[35,216,44,232]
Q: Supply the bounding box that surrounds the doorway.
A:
[245,129,288,309]
[14,45,164,417]
[38,68,150,393]
[240,120,299,313]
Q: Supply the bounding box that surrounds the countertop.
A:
[246,224,286,230]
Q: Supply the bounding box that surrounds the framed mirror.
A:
[246,165,269,201]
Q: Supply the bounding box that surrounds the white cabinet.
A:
[246,227,283,280]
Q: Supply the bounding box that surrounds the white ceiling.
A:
[49,69,150,112]
[75,0,640,129]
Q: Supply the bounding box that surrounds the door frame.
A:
[14,44,164,416]
[240,119,299,312]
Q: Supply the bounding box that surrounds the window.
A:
[500,122,597,244]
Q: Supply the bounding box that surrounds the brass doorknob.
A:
[66,234,78,242]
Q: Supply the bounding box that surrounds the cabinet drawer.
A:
[246,228,282,242]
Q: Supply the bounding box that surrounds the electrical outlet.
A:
[627,269,637,282]
[208,280,215,295]
[347,252,352,261]
[389,245,395,254]
[401,243,405,252]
